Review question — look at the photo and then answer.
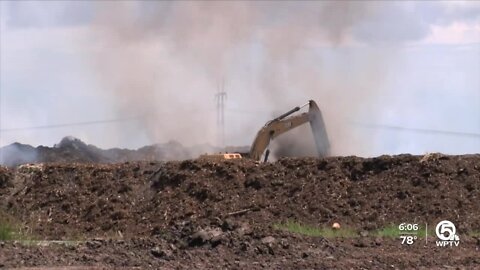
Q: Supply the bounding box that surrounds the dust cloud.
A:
[84,2,424,157]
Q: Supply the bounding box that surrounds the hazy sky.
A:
[0,1,479,156]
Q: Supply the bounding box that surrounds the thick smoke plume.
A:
[84,2,435,157]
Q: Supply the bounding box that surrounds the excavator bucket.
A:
[308,100,330,157]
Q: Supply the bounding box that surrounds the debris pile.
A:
[0,154,479,268]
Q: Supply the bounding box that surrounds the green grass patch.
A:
[274,220,356,238]
[0,210,35,241]
[275,221,442,239]
[374,225,399,238]
[0,210,19,241]
[0,222,15,240]
[374,224,430,239]
[468,231,480,237]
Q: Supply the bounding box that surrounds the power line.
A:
[0,117,140,132]
[225,108,272,114]
[0,108,216,133]
[353,123,480,138]
[0,108,217,133]
[0,109,478,140]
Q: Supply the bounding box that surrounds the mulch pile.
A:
[0,153,479,269]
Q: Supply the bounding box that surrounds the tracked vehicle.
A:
[200,100,330,162]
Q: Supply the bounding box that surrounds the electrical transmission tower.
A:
[215,81,227,148]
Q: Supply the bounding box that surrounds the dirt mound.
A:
[1,154,479,238]
[2,236,478,269]
[0,154,479,269]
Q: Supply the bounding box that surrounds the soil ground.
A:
[0,154,479,269]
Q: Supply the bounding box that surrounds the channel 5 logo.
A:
[435,220,460,247]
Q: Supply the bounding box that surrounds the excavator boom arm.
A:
[249,100,330,161]
[249,113,309,161]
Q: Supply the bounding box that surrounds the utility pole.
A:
[215,80,227,149]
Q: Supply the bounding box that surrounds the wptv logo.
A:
[435,220,460,247]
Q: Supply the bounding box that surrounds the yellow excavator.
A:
[200,100,330,162]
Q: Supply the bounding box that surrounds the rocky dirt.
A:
[0,154,479,269]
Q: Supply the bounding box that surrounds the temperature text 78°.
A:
[400,235,417,245]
